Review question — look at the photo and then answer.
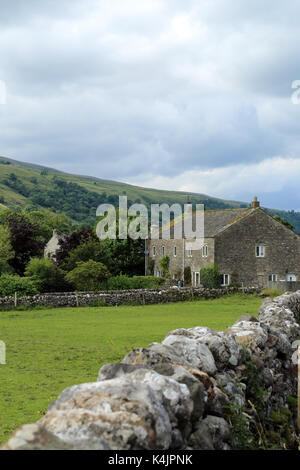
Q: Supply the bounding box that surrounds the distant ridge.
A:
[0,155,299,231]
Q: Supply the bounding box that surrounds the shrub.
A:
[25,257,71,293]
[66,260,111,291]
[105,275,164,290]
[261,289,284,298]
[0,274,40,297]
[159,255,170,278]
[148,259,155,276]
[200,263,221,288]
[184,266,191,285]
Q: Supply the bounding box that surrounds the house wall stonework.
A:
[214,209,300,287]
[148,238,215,282]
[147,205,300,288]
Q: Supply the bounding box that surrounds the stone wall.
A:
[265,281,300,293]
[0,287,259,309]
[2,291,300,450]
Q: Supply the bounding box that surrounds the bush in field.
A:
[25,257,71,292]
[200,264,221,289]
[66,260,111,291]
[0,274,40,297]
[105,275,164,290]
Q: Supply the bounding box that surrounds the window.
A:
[156,270,161,277]
[269,274,277,282]
[286,274,296,282]
[256,246,265,258]
[152,246,156,257]
[174,246,177,257]
[222,274,230,286]
[162,246,165,256]
[188,248,192,257]
[202,245,208,257]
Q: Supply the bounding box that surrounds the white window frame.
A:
[174,246,177,257]
[152,246,156,257]
[256,246,265,258]
[187,248,193,257]
[222,274,230,286]
[202,245,208,258]
[193,271,200,286]
[269,274,277,282]
[286,274,296,282]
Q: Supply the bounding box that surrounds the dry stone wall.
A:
[0,287,259,309]
[2,291,300,450]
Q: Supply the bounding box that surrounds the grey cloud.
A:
[0,1,299,208]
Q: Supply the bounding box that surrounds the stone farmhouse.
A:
[146,198,300,289]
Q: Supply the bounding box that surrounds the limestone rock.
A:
[1,423,72,450]
[224,321,268,348]
[162,335,217,375]
[189,416,231,450]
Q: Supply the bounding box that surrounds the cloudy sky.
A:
[0,0,300,210]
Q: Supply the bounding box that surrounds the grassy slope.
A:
[0,156,246,210]
[0,294,262,444]
[0,155,299,230]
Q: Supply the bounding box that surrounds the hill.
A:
[0,155,299,231]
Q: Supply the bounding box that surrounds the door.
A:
[193,272,200,286]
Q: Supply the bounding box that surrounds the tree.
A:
[6,213,44,275]
[66,260,111,291]
[61,238,104,272]
[0,274,40,296]
[159,255,170,278]
[25,257,71,292]
[200,264,221,288]
[184,266,191,285]
[0,225,14,273]
[26,210,72,244]
[55,229,97,267]
[99,238,145,276]
[273,215,295,231]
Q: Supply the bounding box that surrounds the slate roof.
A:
[203,208,254,237]
[157,207,255,239]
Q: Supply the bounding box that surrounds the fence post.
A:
[14,291,17,308]
[75,292,79,308]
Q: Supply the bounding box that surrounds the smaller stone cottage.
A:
[44,229,65,261]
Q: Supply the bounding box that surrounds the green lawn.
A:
[0,294,261,444]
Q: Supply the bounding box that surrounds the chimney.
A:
[251,196,260,208]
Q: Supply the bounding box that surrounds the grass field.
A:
[0,294,262,444]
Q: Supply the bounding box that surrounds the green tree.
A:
[184,266,191,285]
[0,225,14,273]
[0,274,40,296]
[66,260,111,291]
[200,264,221,288]
[26,210,72,244]
[25,257,71,292]
[273,215,295,231]
[61,238,104,272]
[159,255,170,278]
